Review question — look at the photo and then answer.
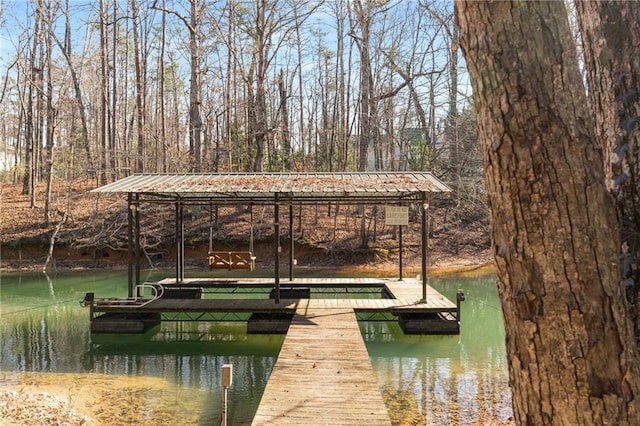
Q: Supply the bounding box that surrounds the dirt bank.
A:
[1,179,492,274]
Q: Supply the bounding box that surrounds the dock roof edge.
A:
[90,172,452,204]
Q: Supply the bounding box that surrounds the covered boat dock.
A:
[90,172,452,303]
[85,172,463,335]
[86,172,460,424]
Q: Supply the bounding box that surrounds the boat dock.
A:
[83,173,462,423]
[82,277,464,425]
[252,306,391,425]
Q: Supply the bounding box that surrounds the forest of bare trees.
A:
[0,0,480,194]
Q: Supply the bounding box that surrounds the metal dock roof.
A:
[91,172,451,204]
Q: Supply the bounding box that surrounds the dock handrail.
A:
[82,282,164,310]
[134,282,164,307]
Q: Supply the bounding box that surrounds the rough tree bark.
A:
[574,0,640,335]
[455,1,640,424]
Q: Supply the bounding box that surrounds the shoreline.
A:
[1,240,494,277]
[0,259,496,277]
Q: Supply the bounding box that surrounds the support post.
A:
[421,193,428,302]
[249,204,254,253]
[180,202,184,283]
[208,203,214,252]
[175,201,184,284]
[398,224,403,281]
[289,204,294,281]
[135,193,141,296]
[274,194,280,303]
[127,193,133,298]
[456,289,465,324]
[221,363,233,426]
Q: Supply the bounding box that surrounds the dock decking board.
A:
[156,277,388,288]
[252,307,391,425]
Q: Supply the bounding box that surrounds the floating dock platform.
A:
[85,277,462,335]
[84,277,463,425]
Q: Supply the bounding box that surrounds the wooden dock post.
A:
[457,289,466,323]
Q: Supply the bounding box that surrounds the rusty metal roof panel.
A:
[91,172,451,203]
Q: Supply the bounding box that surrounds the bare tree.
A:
[349,0,376,172]
[22,1,43,201]
[110,0,119,179]
[277,69,291,170]
[156,0,167,172]
[43,0,94,176]
[99,0,110,185]
[152,0,204,172]
[214,0,321,172]
[41,0,58,225]
[131,0,146,173]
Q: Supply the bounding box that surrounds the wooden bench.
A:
[208,251,256,271]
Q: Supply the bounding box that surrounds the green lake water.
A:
[0,269,512,425]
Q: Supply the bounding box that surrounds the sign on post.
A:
[385,206,409,226]
[222,364,233,387]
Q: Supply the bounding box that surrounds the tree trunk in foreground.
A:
[455,1,640,424]
[575,0,640,336]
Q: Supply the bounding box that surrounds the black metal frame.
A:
[119,175,443,304]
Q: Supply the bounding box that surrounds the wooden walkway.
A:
[384,280,456,312]
[252,306,390,425]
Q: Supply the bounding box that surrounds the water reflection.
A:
[362,273,513,425]
[0,270,512,425]
[0,272,283,424]
[1,316,282,424]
